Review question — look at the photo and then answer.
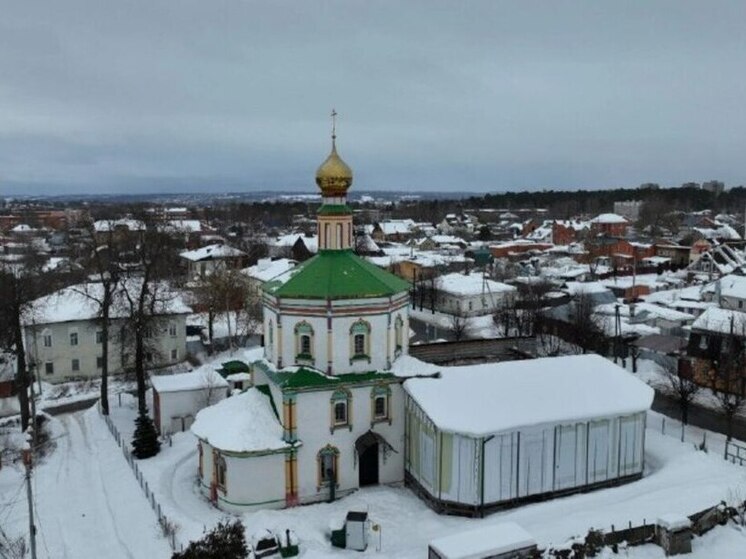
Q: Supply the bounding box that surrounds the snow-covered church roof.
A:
[399,354,653,437]
[191,388,290,453]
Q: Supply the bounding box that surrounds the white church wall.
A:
[273,295,408,374]
[330,312,390,372]
[292,382,405,505]
[222,453,286,512]
[197,441,286,513]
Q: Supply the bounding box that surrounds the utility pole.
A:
[22,428,38,559]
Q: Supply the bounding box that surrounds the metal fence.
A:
[99,406,185,553]
[725,440,746,466]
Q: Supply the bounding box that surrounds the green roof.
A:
[221,360,250,373]
[270,249,409,300]
[254,360,399,392]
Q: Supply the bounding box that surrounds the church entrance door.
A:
[359,442,379,486]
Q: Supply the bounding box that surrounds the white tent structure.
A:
[403,354,654,516]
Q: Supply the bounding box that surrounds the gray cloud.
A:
[1,0,745,194]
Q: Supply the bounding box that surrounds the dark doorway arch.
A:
[359,442,379,486]
[356,431,380,486]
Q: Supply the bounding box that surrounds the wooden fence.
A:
[99,407,185,553]
[536,501,740,557]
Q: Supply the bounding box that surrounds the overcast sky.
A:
[1,1,745,195]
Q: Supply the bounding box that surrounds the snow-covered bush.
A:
[172,519,248,559]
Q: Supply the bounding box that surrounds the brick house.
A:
[590,213,629,237]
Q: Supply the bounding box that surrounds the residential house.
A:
[24,281,191,383]
[432,272,516,316]
[180,243,247,280]
[589,213,629,237]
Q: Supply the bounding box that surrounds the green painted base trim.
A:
[199,482,286,508]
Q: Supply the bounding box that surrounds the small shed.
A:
[151,369,229,435]
[404,354,654,516]
[428,522,537,559]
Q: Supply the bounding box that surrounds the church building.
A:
[192,117,412,511]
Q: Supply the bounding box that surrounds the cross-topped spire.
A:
[331,108,338,148]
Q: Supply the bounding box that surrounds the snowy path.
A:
[1,408,171,559]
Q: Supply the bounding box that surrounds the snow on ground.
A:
[103,392,746,558]
[410,308,505,339]
[0,408,171,559]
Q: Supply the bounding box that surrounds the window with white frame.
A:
[168,322,177,337]
[69,331,78,346]
[43,332,52,348]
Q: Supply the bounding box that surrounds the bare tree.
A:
[0,251,63,431]
[119,216,182,414]
[567,292,608,354]
[449,310,471,341]
[72,220,124,415]
[660,358,700,426]
[703,323,746,441]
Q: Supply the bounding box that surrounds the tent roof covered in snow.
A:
[403,354,653,437]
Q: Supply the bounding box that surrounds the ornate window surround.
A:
[349,319,372,364]
[294,321,315,365]
[330,388,352,432]
[371,384,392,425]
[317,444,340,489]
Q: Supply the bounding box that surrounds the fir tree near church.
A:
[132,409,161,459]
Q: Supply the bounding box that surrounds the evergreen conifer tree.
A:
[132,409,160,459]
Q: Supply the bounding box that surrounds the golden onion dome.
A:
[316,110,353,197]
[315,140,353,197]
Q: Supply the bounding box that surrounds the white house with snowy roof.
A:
[190,125,655,517]
[24,280,190,383]
[432,272,516,317]
[179,243,246,280]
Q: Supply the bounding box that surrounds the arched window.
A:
[41,329,52,348]
[267,319,274,351]
[336,223,343,249]
[371,384,391,422]
[216,454,227,491]
[317,445,339,487]
[330,389,351,430]
[294,321,314,362]
[394,315,404,354]
[349,320,371,363]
